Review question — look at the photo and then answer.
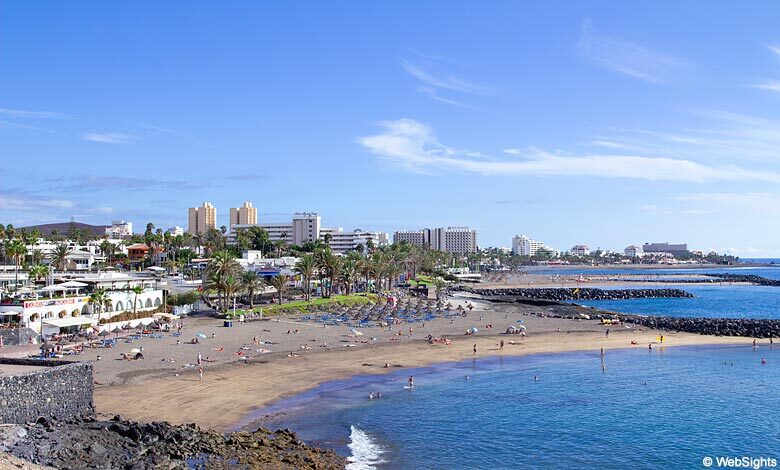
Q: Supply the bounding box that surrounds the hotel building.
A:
[188,202,217,235]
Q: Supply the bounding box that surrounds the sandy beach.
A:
[86,298,753,432]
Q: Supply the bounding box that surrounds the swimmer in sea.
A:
[533,375,539,381]
[408,376,414,388]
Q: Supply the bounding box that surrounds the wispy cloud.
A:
[357,118,780,183]
[752,44,780,93]
[0,108,72,119]
[225,174,268,182]
[400,53,489,106]
[83,132,136,144]
[578,19,689,83]
[0,190,75,210]
[48,175,199,192]
[588,110,780,163]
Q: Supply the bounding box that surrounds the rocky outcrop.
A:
[703,273,780,286]
[463,287,694,301]
[4,416,345,470]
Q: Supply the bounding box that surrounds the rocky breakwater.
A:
[704,273,780,286]
[0,415,345,470]
[464,287,694,302]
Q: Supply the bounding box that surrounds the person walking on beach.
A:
[605,329,610,338]
[197,352,202,365]
[499,340,504,350]
[753,339,757,347]
[660,335,664,344]
[198,367,203,382]
[473,343,477,355]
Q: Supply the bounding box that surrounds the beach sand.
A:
[91,299,752,432]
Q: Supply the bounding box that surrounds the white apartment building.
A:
[105,220,133,237]
[570,245,591,256]
[512,234,546,256]
[229,201,258,229]
[167,226,185,237]
[624,245,644,258]
[393,227,478,254]
[328,229,389,254]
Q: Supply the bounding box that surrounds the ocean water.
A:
[577,284,780,319]
[528,265,780,280]
[257,345,780,469]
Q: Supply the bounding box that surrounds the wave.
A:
[346,425,386,470]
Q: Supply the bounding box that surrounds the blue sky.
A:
[3,1,780,256]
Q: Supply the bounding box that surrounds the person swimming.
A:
[408,376,414,388]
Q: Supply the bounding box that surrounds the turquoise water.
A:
[578,285,780,319]
[529,266,780,280]
[257,345,780,469]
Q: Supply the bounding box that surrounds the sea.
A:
[257,263,780,469]
[259,346,780,469]
[552,265,780,319]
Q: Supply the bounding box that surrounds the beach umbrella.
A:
[98,330,110,337]
[56,338,68,346]
[129,348,141,354]
[196,333,207,339]
[469,327,478,334]
[122,324,132,330]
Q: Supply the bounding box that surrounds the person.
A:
[197,352,202,365]
[211,333,216,338]
[408,376,414,388]
[198,367,203,382]
[533,375,539,381]
[473,343,477,355]
[660,335,664,343]
[368,392,374,400]
[600,347,605,357]
[753,339,757,347]
[761,357,767,365]
[464,375,470,380]
[96,355,101,361]
[648,343,653,350]
[176,339,181,345]
[499,340,504,350]
[605,329,610,338]
[384,363,390,368]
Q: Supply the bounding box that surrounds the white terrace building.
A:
[0,274,163,336]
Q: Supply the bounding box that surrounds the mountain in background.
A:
[20,221,108,238]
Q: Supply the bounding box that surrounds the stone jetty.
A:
[462,287,694,301]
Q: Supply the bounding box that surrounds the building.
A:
[126,243,150,261]
[291,213,321,245]
[229,201,258,229]
[393,227,477,254]
[642,242,688,255]
[570,245,591,256]
[624,245,644,258]
[105,220,133,237]
[188,202,217,235]
[166,226,184,237]
[512,235,546,257]
[328,229,389,254]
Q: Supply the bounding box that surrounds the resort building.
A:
[229,201,258,229]
[511,234,546,256]
[393,227,478,254]
[0,273,163,336]
[188,202,217,235]
[327,229,389,254]
[570,245,591,256]
[105,220,133,237]
[642,242,688,255]
[624,245,644,258]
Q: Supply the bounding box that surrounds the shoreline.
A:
[94,328,751,432]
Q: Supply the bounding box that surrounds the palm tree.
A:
[6,239,25,292]
[28,264,50,282]
[51,243,72,272]
[294,254,316,301]
[269,274,289,305]
[205,250,241,311]
[314,247,341,298]
[240,271,264,309]
[90,288,109,322]
[339,255,359,295]
[222,274,241,313]
[130,285,144,316]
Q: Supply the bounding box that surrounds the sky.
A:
[2,1,780,256]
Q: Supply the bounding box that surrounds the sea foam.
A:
[346,425,385,470]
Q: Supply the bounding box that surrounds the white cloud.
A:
[0,108,71,119]
[417,86,468,107]
[752,81,780,93]
[578,19,689,83]
[0,193,74,210]
[357,118,780,183]
[83,132,136,144]
[400,58,487,95]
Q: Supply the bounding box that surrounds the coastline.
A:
[94,328,750,432]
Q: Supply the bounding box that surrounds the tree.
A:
[222,274,240,312]
[130,286,144,316]
[6,239,26,291]
[51,243,72,271]
[204,250,241,311]
[294,254,316,301]
[100,239,117,265]
[240,271,264,309]
[90,288,109,322]
[314,247,341,298]
[269,274,289,305]
[28,264,50,282]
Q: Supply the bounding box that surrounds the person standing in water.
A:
[408,376,414,388]
[473,343,477,355]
